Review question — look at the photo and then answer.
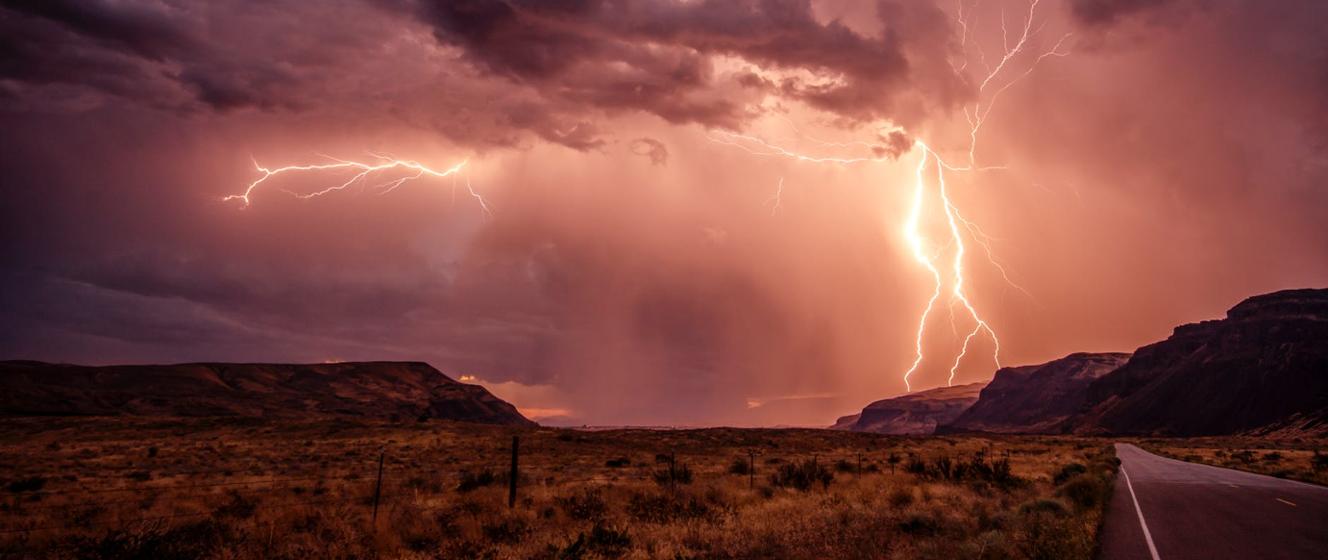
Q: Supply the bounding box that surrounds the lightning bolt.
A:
[223,155,476,210]
[901,146,944,392]
[708,0,1067,391]
[766,177,785,215]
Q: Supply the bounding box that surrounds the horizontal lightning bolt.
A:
[223,155,473,209]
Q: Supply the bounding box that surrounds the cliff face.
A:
[942,352,1131,434]
[1072,289,1328,436]
[832,382,985,435]
[0,361,536,426]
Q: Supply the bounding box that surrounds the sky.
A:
[1,0,1325,427]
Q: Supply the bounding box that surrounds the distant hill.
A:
[1068,288,1328,436]
[831,382,985,435]
[0,361,535,426]
[941,352,1131,434]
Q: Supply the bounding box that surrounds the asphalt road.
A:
[1098,443,1328,560]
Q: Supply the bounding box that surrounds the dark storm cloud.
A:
[396,0,964,130]
[2,0,963,150]
[1068,0,1177,25]
[0,1,339,111]
[2,0,199,59]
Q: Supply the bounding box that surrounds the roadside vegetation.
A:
[1,418,1117,559]
[1137,437,1328,486]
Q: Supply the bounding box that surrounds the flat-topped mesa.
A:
[940,352,1131,434]
[1225,288,1328,321]
[1073,288,1328,436]
[832,382,986,435]
[0,360,536,426]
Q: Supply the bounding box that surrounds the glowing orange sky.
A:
[1,0,1325,426]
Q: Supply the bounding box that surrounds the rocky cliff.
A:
[1071,288,1328,436]
[832,382,985,435]
[943,352,1131,434]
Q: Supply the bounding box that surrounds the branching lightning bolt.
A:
[223,155,481,211]
[766,177,785,215]
[710,0,1068,391]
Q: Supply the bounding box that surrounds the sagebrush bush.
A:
[651,462,693,485]
[727,456,751,475]
[1057,474,1108,511]
[1053,462,1087,485]
[555,488,607,521]
[769,458,833,491]
[457,469,497,492]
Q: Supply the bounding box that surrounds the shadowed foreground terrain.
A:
[1,418,1117,559]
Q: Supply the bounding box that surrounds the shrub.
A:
[1056,474,1108,511]
[457,469,497,492]
[886,452,902,474]
[482,516,529,544]
[728,456,752,475]
[585,523,632,557]
[626,491,710,523]
[905,456,928,476]
[5,477,46,494]
[1052,463,1087,485]
[72,520,225,560]
[888,486,915,508]
[1019,498,1069,517]
[213,490,258,519]
[897,513,941,536]
[1015,499,1091,560]
[907,454,1022,489]
[651,462,692,486]
[557,523,632,559]
[556,489,608,521]
[604,457,630,468]
[1313,451,1328,471]
[769,459,833,491]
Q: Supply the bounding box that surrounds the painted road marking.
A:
[1276,498,1297,507]
[1122,466,1162,560]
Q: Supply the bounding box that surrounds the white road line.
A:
[1276,498,1297,507]
[1122,466,1162,560]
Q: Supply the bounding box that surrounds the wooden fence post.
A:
[748,450,755,489]
[371,451,385,527]
[508,436,519,508]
